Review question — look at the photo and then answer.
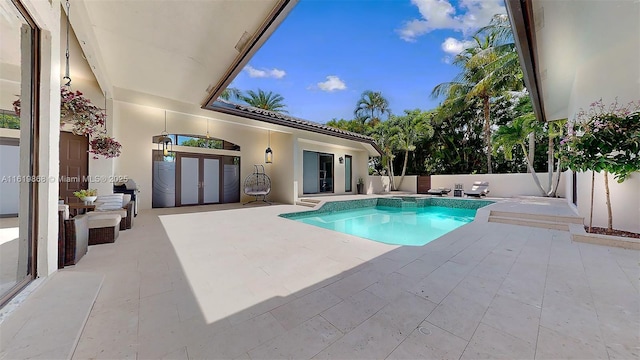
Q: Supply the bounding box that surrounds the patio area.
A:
[1,196,638,359]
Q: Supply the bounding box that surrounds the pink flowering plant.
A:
[13,87,121,159]
[89,135,122,159]
[560,99,640,183]
[560,98,640,231]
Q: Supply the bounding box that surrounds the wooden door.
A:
[59,132,88,203]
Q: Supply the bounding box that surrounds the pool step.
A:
[489,210,584,224]
[488,210,583,231]
[296,198,320,208]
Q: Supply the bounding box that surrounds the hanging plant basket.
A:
[89,135,121,159]
[13,87,122,159]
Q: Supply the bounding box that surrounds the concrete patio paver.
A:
[2,196,638,360]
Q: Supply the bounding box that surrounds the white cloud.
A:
[441,37,476,55]
[398,0,505,42]
[316,76,347,92]
[244,65,286,79]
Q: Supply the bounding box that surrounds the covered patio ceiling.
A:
[68,0,297,107]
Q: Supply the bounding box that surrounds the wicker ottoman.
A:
[88,214,121,245]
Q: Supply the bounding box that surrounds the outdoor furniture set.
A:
[57,193,134,268]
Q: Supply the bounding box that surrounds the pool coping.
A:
[280,196,497,220]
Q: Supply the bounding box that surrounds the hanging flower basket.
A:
[89,135,121,159]
[13,87,122,159]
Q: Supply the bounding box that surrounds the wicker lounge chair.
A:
[89,193,134,230]
[464,181,490,197]
[243,165,271,205]
[427,187,452,196]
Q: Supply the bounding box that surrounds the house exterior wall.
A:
[570,172,640,234]
[111,100,373,208]
[560,0,640,233]
[294,134,370,199]
[112,101,287,208]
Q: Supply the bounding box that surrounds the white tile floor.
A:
[6,197,640,359]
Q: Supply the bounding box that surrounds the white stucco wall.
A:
[294,135,371,199]
[431,172,566,198]
[18,0,62,277]
[112,102,277,209]
[562,0,640,234]
[572,171,640,234]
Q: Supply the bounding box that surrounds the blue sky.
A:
[230,0,505,123]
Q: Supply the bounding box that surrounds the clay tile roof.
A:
[210,100,382,155]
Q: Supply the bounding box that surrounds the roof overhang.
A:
[506,0,640,122]
[67,0,297,106]
[211,101,384,156]
[505,0,546,122]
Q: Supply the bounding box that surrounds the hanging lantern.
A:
[157,110,172,158]
[265,130,273,164]
[157,133,172,157]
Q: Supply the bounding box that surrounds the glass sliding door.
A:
[0,0,39,305]
[303,151,334,194]
[345,155,352,192]
[319,154,334,193]
[303,151,319,194]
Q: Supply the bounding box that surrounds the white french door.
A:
[177,154,221,206]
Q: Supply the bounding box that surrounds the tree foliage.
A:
[431,14,524,173]
[354,90,390,126]
[241,89,288,113]
[560,99,640,230]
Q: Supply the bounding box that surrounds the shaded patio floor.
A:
[3,197,639,359]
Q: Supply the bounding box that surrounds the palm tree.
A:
[371,121,398,190]
[492,115,563,196]
[432,16,523,174]
[392,109,434,189]
[241,89,288,113]
[354,90,390,126]
[219,87,242,101]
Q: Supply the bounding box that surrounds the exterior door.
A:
[345,155,352,192]
[177,153,221,206]
[59,131,88,204]
[303,151,334,194]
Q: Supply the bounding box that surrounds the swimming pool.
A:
[286,204,477,246]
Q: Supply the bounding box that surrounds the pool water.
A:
[290,205,476,246]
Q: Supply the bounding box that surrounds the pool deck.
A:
[1,195,638,359]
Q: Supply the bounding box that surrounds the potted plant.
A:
[73,189,98,204]
[356,177,365,194]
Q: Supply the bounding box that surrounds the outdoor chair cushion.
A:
[95,193,124,211]
[427,187,451,195]
[464,181,490,197]
[88,214,121,245]
[92,193,133,230]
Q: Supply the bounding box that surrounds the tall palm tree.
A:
[241,89,288,113]
[432,17,523,174]
[219,87,242,101]
[371,121,399,190]
[392,109,434,189]
[354,90,390,126]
